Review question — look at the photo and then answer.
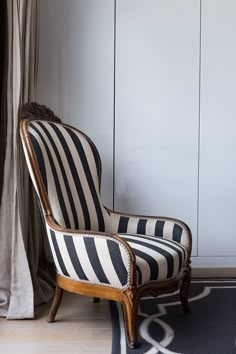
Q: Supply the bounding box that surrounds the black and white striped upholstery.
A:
[109,212,191,249]
[118,233,188,284]
[46,225,131,290]
[28,121,110,231]
[23,120,190,289]
[20,110,192,349]
[46,223,188,289]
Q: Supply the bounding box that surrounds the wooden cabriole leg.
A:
[121,288,138,349]
[47,285,63,323]
[179,264,191,314]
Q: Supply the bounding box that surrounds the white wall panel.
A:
[37,0,114,208]
[198,0,236,256]
[115,0,200,255]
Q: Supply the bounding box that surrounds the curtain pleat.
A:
[0,0,7,203]
[0,0,54,319]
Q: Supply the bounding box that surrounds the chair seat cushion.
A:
[118,233,188,285]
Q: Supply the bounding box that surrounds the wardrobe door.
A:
[115,0,200,255]
[198,0,236,256]
[37,0,114,208]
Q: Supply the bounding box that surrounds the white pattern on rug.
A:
[118,281,236,354]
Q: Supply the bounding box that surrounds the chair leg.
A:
[179,265,191,314]
[47,285,63,323]
[121,289,138,348]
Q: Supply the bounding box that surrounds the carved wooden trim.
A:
[52,268,191,348]
[57,273,123,301]
[20,119,52,215]
[21,102,62,123]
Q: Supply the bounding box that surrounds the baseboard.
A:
[192,267,236,278]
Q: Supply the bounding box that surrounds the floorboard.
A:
[0,292,112,354]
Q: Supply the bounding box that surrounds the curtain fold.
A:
[0,0,7,201]
[0,0,55,319]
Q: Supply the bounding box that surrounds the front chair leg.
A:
[48,285,63,323]
[121,289,138,349]
[179,265,191,314]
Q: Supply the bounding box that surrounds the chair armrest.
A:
[106,209,192,254]
[45,216,136,290]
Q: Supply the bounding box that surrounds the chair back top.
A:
[21,116,110,232]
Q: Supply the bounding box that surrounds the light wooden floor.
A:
[0,292,112,354]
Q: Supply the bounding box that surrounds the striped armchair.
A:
[20,103,192,349]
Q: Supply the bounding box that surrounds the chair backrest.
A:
[23,119,110,231]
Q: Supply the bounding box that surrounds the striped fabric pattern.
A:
[28,121,110,232]
[22,119,191,290]
[118,233,188,284]
[46,226,131,290]
[109,212,191,251]
[46,225,188,288]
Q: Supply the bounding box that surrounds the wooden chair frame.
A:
[20,102,192,348]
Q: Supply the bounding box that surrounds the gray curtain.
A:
[0,0,55,319]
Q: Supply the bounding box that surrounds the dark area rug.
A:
[110,280,236,354]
